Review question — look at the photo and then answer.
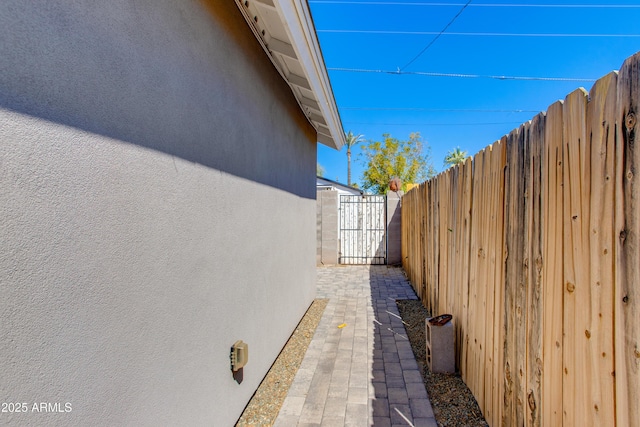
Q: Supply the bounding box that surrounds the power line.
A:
[319,29,640,37]
[401,0,472,70]
[343,120,524,126]
[328,67,597,82]
[310,1,640,8]
[340,107,540,113]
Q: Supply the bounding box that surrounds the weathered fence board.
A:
[562,88,589,427]
[586,71,617,427]
[526,113,544,427]
[489,139,506,427]
[615,53,640,427]
[503,124,529,427]
[541,100,564,427]
[467,148,485,401]
[401,51,640,426]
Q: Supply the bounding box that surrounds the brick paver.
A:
[274,265,437,427]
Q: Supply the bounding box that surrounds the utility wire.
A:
[328,67,597,82]
[319,29,640,37]
[310,1,640,8]
[344,120,524,126]
[340,107,540,113]
[400,0,472,70]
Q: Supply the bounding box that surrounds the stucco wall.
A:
[0,1,316,426]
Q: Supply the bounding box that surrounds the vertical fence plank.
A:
[440,172,451,315]
[406,188,415,292]
[468,147,482,413]
[453,164,466,325]
[504,126,524,425]
[518,123,533,427]
[615,52,640,427]
[541,100,564,427]
[432,178,440,313]
[460,190,470,381]
[526,113,545,427]
[492,138,507,427]
[426,180,433,310]
[586,71,618,426]
[562,88,589,427]
[446,167,456,317]
[421,182,428,301]
[482,148,495,405]
[435,176,442,312]
[459,157,473,377]
[466,148,483,399]
[401,191,406,268]
[419,184,426,298]
[421,182,427,307]
[417,186,422,285]
[438,171,449,315]
[448,162,463,372]
[476,148,491,412]
[481,145,498,420]
[517,124,531,427]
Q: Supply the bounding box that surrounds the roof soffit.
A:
[234,0,345,150]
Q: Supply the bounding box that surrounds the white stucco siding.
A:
[0,1,316,426]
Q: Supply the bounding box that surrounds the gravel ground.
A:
[236,299,328,426]
[396,300,488,427]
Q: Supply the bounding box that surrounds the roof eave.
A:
[235,0,345,150]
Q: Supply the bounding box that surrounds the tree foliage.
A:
[443,147,469,168]
[360,132,435,194]
[317,163,325,177]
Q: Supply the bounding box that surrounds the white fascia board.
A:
[272,0,345,150]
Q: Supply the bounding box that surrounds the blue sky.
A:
[311,0,640,186]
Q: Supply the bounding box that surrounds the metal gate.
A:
[339,194,387,264]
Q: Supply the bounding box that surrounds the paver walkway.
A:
[274,265,437,427]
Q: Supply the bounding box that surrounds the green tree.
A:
[344,131,365,186]
[317,163,325,177]
[443,147,469,168]
[360,132,435,194]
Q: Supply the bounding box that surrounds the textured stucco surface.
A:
[0,1,316,426]
[387,191,403,266]
[316,190,339,265]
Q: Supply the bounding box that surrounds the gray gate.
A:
[339,195,387,264]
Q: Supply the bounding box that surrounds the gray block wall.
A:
[386,190,403,266]
[317,190,339,265]
[426,319,456,373]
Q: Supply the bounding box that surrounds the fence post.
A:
[387,190,403,265]
[317,190,339,265]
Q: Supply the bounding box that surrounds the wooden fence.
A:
[401,52,639,427]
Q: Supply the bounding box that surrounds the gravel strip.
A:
[396,299,488,427]
[236,299,328,426]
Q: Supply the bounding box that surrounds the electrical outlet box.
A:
[230,340,249,372]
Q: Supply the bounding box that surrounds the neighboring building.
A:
[317,176,364,196]
[0,1,343,426]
